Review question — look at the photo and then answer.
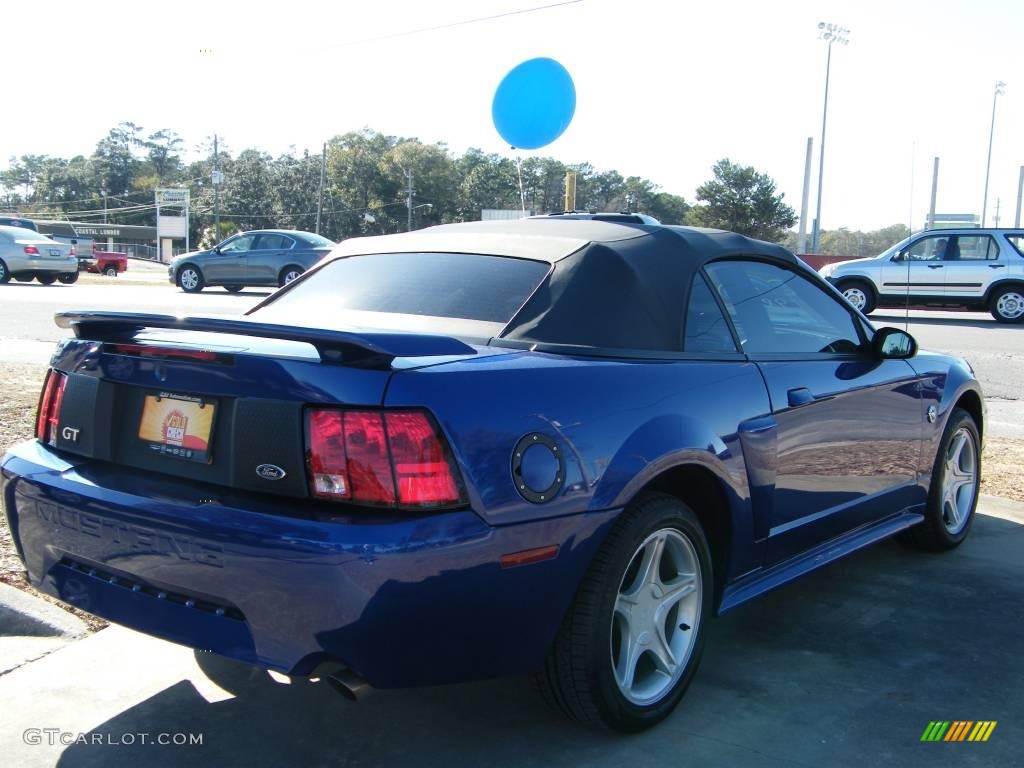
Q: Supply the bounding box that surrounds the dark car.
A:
[0,215,39,232]
[2,218,983,732]
[168,229,335,293]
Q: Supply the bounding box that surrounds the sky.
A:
[2,0,1022,232]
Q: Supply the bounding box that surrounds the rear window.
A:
[7,228,52,241]
[252,252,550,336]
[303,233,335,248]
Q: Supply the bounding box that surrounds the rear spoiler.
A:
[55,311,477,366]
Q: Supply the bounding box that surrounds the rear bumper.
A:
[1,439,615,687]
[9,257,77,273]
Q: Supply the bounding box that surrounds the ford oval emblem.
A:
[256,464,287,481]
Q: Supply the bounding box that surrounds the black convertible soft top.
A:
[327,219,800,353]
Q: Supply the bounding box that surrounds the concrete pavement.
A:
[0,497,1021,767]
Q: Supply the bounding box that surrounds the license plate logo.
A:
[138,392,216,463]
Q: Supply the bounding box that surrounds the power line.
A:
[326,0,584,49]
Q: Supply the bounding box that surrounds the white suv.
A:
[820,229,1024,323]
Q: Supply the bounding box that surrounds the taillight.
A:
[107,343,221,363]
[305,408,464,509]
[35,369,68,446]
[23,245,39,255]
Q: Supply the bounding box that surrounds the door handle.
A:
[787,387,816,407]
[927,264,944,269]
[989,264,1006,269]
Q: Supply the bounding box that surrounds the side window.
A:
[256,234,291,250]
[684,273,737,353]
[951,234,999,260]
[901,235,950,261]
[1005,235,1024,257]
[704,260,865,356]
[220,234,256,254]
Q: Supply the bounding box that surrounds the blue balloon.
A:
[492,58,576,150]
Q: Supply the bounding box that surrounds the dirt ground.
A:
[0,361,1021,630]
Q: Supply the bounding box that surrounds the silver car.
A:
[0,225,78,285]
[168,229,335,293]
[821,228,1024,323]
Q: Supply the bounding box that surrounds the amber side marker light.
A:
[500,545,560,568]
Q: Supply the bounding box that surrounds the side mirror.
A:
[873,327,917,359]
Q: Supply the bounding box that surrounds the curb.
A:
[0,582,88,675]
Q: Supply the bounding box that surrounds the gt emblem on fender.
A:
[61,426,80,442]
[256,464,287,481]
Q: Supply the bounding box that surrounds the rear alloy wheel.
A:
[178,265,204,293]
[224,285,244,293]
[279,266,304,287]
[534,493,711,731]
[903,408,980,551]
[57,271,79,284]
[37,273,57,285]
[0,259,9,284]
[837,279,876,314]
[989,286,1024,324]
[103,264,118,277]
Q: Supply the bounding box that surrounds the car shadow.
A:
[872,312,998,330]
[54,512,1024,768]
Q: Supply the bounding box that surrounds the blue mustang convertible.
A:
[1,217,983,731]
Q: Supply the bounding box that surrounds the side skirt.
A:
[717,510,924,615]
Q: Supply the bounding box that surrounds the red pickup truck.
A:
[78,251,128,276]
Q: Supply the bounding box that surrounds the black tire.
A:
[178,264,205,293]
[836,279,877,314]
[279,265,304,287]
[989,285,1024,324]
[534,492,712,732]
[224,285,244,293]
[903,408,981,551]
[0,259,9,284]
[37,273,57,285]
[58,271,79,284]
[103,264,118,277]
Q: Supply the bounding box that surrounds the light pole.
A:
[811,21,849,254]
[981,80,1006,227]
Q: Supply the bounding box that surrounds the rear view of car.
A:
[0,225,79,284]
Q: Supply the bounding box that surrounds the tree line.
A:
[2,122,806,246]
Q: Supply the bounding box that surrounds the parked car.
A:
[2,218,983,731]
[0,215,39,232]
[168,229,335,293]
[820,228,1024,323]
[0,224,78,284]
[80,250,128,276]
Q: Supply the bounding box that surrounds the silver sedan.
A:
[0,225,78,285]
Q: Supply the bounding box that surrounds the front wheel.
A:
[534,493,712,731]
[37,273,57,285]
[178,265,204,293]
[58,271,79,284]
[0,259,9,284]
[903,408,981,551]
[837,279,876,314]
[989,286,1024,323]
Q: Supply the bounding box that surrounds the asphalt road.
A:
[2,496,1021,767]
[0,282,1020,435]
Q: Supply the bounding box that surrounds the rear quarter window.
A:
[1005,235,1024,257]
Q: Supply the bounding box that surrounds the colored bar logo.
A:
[921,721,997,742]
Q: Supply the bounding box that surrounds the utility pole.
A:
[981,81,1006,227]
[811,22,849,253]
[405,169,414,232]
[1015,166,1023,228]
[316,142,326,234]
[927,157,940,230]
[797,137,813,254]
[564,172,577,212]
[213,134,221,242]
